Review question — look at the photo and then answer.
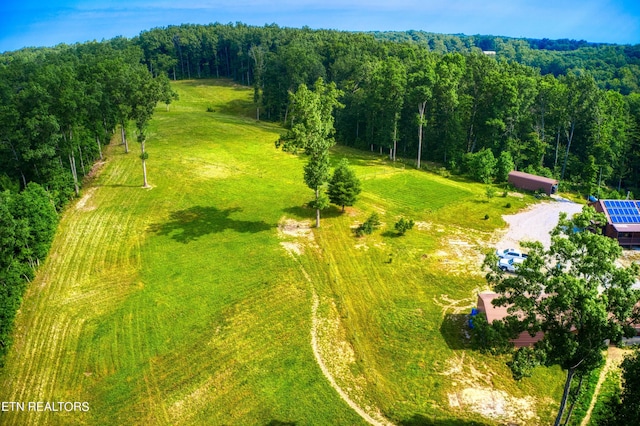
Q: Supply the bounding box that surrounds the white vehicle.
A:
[495,248,528,260]
[498,257,524,273]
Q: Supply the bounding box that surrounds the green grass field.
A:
[0,79,564,425]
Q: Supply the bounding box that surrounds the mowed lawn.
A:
[0,79,564,425]
[0,80,365,425]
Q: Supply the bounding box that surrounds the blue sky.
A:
[1,0,639,52]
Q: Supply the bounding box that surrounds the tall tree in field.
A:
[328,158,361,212]
[130,66,164,188]
[483,207,640,426]
[277,78,343,227]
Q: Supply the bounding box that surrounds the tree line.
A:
[0,39,174,365]
[371,31,640,95]
[133,23,640,196]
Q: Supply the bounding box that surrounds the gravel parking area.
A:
[495,196,585,250]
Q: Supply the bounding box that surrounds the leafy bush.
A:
[355,213,381,237]
[463,148,497,183]
[394,217,415,235]
[0,183,58,366]
[496,151,514,182]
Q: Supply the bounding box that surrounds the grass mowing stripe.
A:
[0,80,367,425]
[0,79,564,425]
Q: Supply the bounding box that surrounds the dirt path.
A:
[289,253,392,426]
[310,290,393,426]
[580,347,626,426]
[280,217,391,425]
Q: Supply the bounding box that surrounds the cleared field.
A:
[0,79,564,425]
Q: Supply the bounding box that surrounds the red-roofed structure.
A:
[477,291,640,347]
[508,171,558,195]
[476,292,544,347]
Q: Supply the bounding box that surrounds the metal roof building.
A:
[507,171,558,195]
[591,199,640,247]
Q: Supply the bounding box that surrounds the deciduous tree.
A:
[483,207,640,426]
[276,78,343,227]
[602,349,640,425]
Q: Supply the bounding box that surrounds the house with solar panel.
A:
[591,199,640,247]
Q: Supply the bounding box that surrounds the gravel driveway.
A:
[495,196,585,250]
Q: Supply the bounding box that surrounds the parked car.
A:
[498,257,524,273]
[495,248,528,260]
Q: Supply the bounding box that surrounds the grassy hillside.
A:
[0,79,564,425]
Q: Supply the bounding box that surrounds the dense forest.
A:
[131,23,640,194]
[0,40,174,363]
[1,22,639,364]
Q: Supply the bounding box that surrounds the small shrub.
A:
[484,214,490,220]
[502,190,509,197]
[437,167,451,178]
[394,217,415,235]
[206,105,215,112]
[505,202,511,208]
[486,186,497,199]
[355,213,381,237]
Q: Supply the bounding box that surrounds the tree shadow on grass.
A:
[149,206,272,243]
[281,204,345,221]
[382,230,401,238]
[440,313,473,351]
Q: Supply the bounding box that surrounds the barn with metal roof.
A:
[592,199,640,247]
[507,171,558,195]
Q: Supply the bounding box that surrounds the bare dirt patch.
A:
[432,228,490,276]
[619,249,640,268]
[448,387,536,422]
[414,221,433,231]
[441,353,538,423]
[343,206,360,217]
[433,294,478,316]
[277,218,314,256]
[75,187,97,211]
[85,160,106,180]
[280,241,303,255]
[278,218,314,240]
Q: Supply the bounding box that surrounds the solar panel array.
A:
[603,200,640,224]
